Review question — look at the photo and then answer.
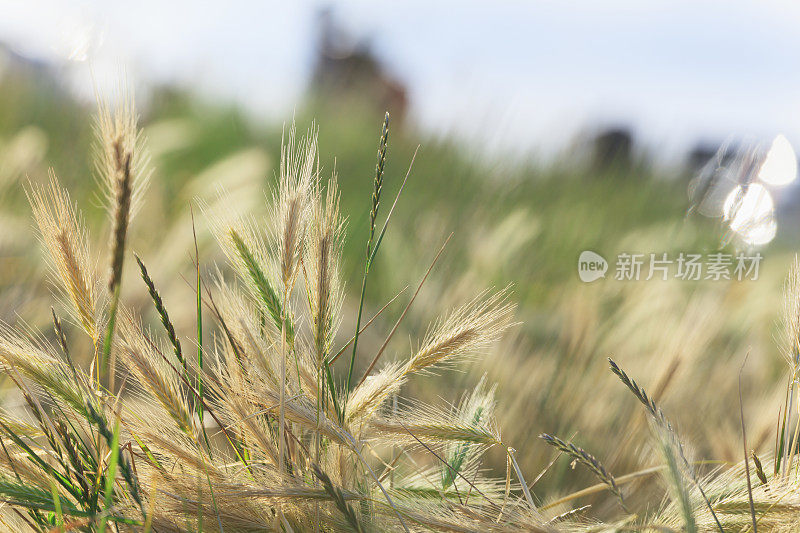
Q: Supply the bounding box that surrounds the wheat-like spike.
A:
[608,357,662,421]
[368,112,389,255]
[782,256,800,377]
[346,293,513,424]
[274,124,315,488]
[609,358,724,532]
[134,254,184,371]
[346,113,391,391]
[609,357,692,465]
[306,171,345,504]
[307,175,344,366]
[107,144,131,294]
[95,99,139,380]
[545,505,591,525]
[274,123,315,287]
[312,464,366,533]
[405,291,514,376]
[751,451,768,486]
[94,93,151,224]
[120,344,194,435]
[28,174,98,341]
[0,325,86,416]
[371,419,499,446]
[94,93,151,315]
[94,95,152,380]
[540,434,627,512]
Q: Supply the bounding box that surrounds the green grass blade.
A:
[192,210,211,452]
[229,229,295,344]
[100,284,121,379]
[98,415,120,533]
[48,477,64,533]
[0,421,82,502]
[347,112,390,392]
[85,402,142,511]
[324,363,343,423]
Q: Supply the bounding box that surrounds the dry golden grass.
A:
[28,175,99,342]
[2,90,800,532]
[0,96,553,532]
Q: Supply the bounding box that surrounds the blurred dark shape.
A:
[687,142,737,172]
[310,8,408,123]
[592,127,632,169]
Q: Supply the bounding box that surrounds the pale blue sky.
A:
[2,0,800,161]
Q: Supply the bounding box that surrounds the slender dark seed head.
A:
[108,141,133,293]
[135,253,184,369]
[540,433,627,511]
[609,357,660,420]
[752,450,768,485]
[51,307,70,360]
[312,464,365,533]
[368,112,390,253]
[608,359,725,531]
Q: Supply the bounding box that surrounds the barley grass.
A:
[347,112,390,392]
[0,101,565,532]
[8,95,800,532]
[28,175,98,342]
[609,357,724,532]
[95,94,151,380]
[539,434,627,512]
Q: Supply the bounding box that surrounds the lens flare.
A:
[741,218,777,246]
[758,134,797,186]
[723,183,777,245]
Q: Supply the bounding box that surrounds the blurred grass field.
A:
[0,60,796,513]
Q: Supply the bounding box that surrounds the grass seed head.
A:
[28,174,98,341]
